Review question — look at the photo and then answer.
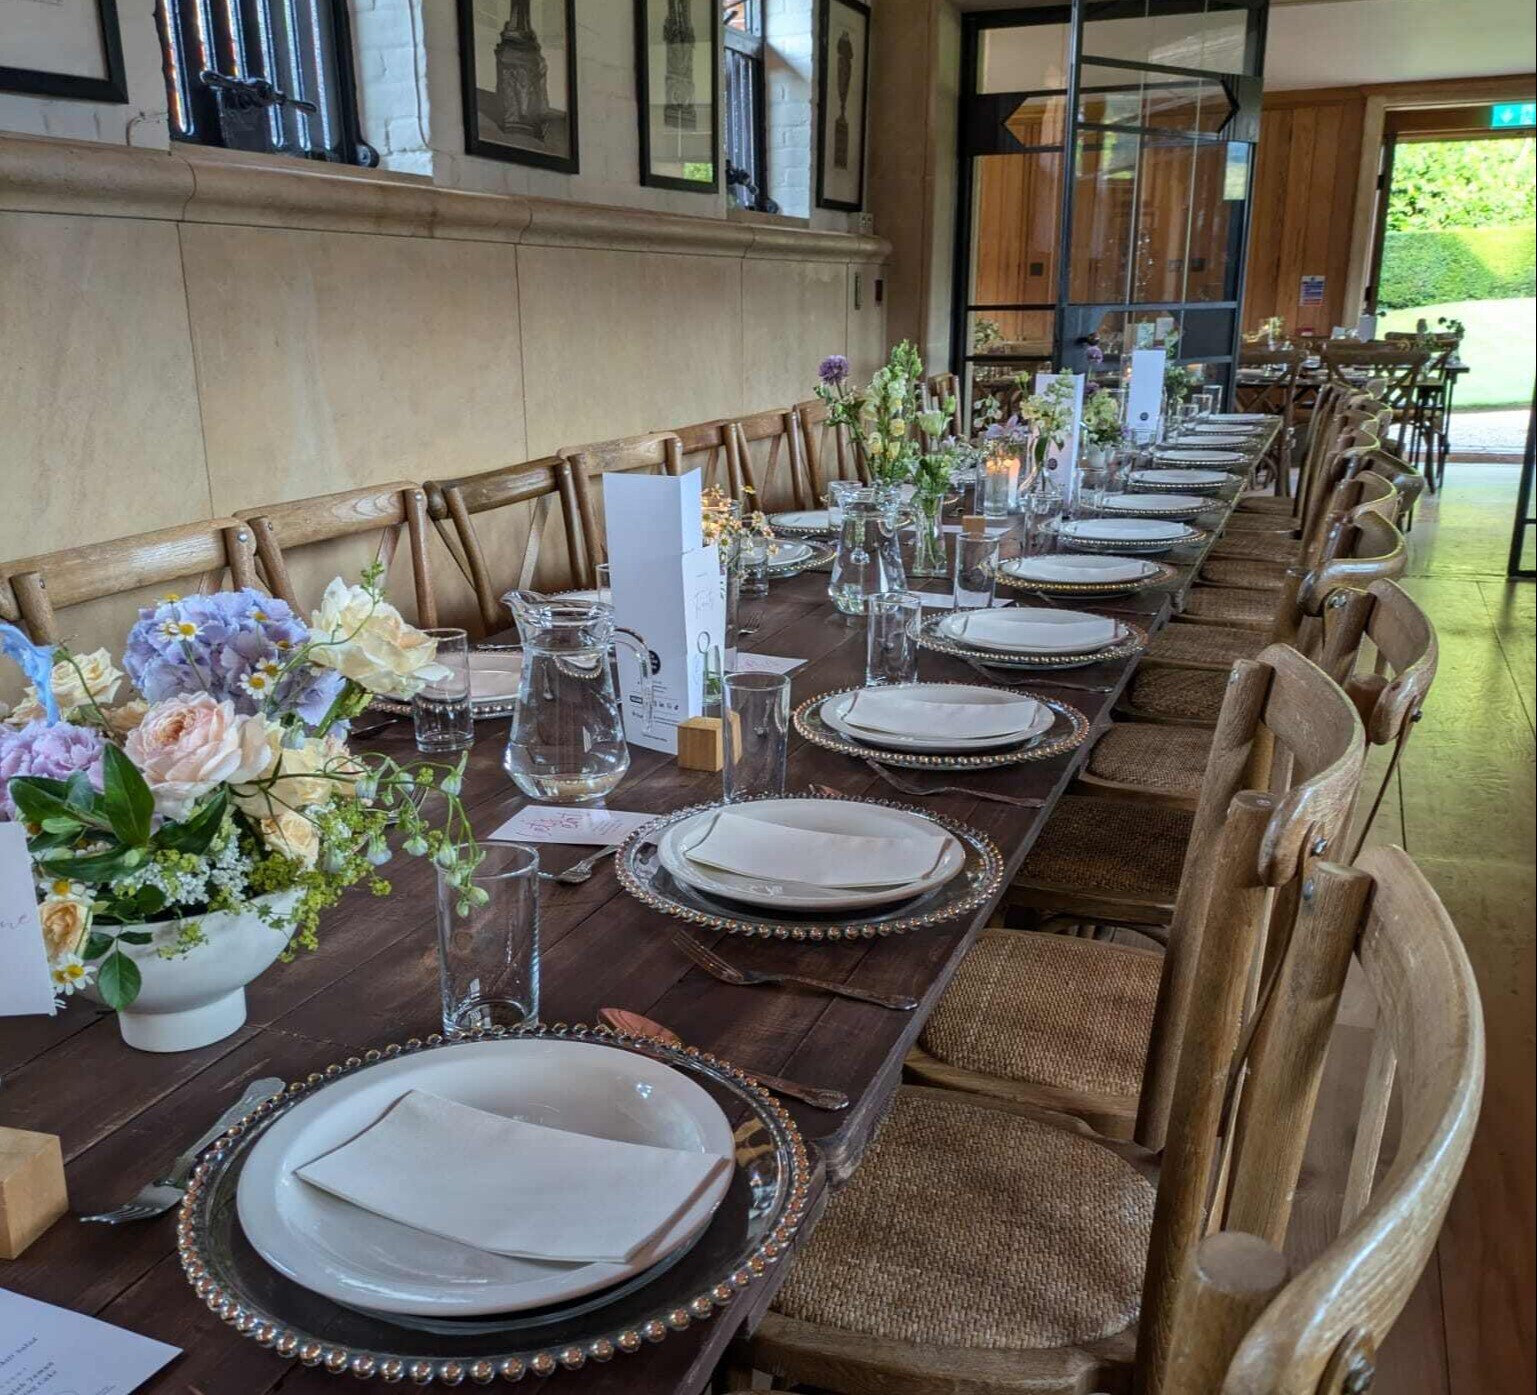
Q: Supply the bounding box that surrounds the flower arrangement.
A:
[814,342,925,486]
[1012,369,1079,474]
[700,486,775,554]
[1164,363,1193,405]
[972,318,1002,353]
[1082,386,1124,450]
[0,567,483,1012]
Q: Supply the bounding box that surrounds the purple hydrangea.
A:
[0,720,106,820]
[123,589,343,726]
[817,354,851,388]
[982,414,1029,445]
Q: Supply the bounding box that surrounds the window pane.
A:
[1082,0,1256,76]
[968,309,1056,359]
[970,151,1064,306]
[978,22,1070,94]
[1133,136,1195,304]
[1069,129,1139,304]
[1079,63,1233,136]
[1186,142,1248,301]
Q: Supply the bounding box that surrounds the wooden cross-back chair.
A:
[1347,442,1426,529]
[560,432,684,571]
[1236,348,1305,492]
[423,457,588,634]
[1382,332,1461,487]
[727,407,807,511]
[0,521,258,646]
[1319,347,1428,453]
[731,648,1368,1395]
[1166,845,1482,1395]
[794,397,864,499]
[669,418,734,496]
[237,483,437,627]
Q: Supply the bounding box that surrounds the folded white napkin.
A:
[1101,493,1209,512]
[842,688,1046,739]
[1006,554,1153,583]
[951,608,1120,653]
[1062,516,1188,541]
[684,809,950,887]
[1129,469,1228,486]
[295,1090,730,1266]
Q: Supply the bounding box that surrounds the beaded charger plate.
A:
[176,1025,811,1385]
[992,558,1179,599]
[914,612,1147,669]
[794,684,1089,771]
[1046,519,1210,556]
[615,794,1004,942]
[765,538,836,576]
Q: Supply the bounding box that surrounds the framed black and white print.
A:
[456,0,579,173]
[635,0,719,193]
[0,0,128,103]
[816,0,870,211]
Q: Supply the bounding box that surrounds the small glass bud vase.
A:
[982,447,1020,521]
[908,492,948,576]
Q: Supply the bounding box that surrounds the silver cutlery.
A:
[963,658,1115,693]
[598,1008,849,1111]
[80,1076,286,1224]
[538,843,621,885]
[863,760,1048,809]
[669,928,917,1011]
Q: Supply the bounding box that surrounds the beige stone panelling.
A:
[847,261,894,380]
[181,223,529,515]
[741,259,849,411]
[517,245,742,454]
[0,211,209,562]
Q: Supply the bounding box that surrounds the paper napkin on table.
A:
[1062,516,1188,541]
[1005,554,1153,584]
[296,1090,730,1266]
[842,688,1047,740]
[683,810,950,888]
[951,608,1121,653]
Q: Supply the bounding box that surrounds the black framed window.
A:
[723,1,770,209]
[156,0,375,165]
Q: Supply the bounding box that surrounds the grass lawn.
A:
[1377,297,1535,409]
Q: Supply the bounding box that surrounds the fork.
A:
[80,1076,286,1224]
[962,658,1115,693]
[863,759,1048,809]
[538,844,621,885]
[669,928,918,1011]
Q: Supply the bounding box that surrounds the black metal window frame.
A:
[723,0,771,210]
[952,0,1269,400]
[156,0,376,166]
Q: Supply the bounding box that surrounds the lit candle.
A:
[982,451,1020,520]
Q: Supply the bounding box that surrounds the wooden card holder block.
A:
[675,713,743,772]
[0,1127,68,1259]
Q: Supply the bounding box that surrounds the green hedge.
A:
[1378,224,1536,310]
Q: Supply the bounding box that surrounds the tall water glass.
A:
[437,841,540,1035]
[413,628,474,754]
[722,672,791,802]
[738,535,771,599]
[865,592,922,686]
[1025,484,1065,552]
[953,534,1000,611]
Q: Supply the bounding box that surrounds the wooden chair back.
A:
[1238,348,1305,428]
[424,457,587,632]
[728,408,807,511]
[1320,348,1428,450]
[561,433,684,571]
[0,521,258,645]
[794,398,864,498]
[237,483,437,627]
[1161,847,1483,1395]
[671,419,735,495]
[1347,443,1427,525]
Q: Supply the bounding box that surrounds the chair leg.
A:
[717,1361,766,1390]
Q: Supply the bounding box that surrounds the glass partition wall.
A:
[955,1,1267,413]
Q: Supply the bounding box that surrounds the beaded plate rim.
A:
[914,613,1148,669]
[793,683,1089,770]
[992,559,1179,597]
[764,539,837,575]
[614,793,1005,941]
[1047,523,1210,556]
[175,1024,813,1385]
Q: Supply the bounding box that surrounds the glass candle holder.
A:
[982,451,1020,520]
[865,591,922,686]
[437,840,540,1035]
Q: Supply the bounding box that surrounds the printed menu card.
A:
[0,1290,179,1394]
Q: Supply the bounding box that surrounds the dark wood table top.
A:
[0,424,1277,1395]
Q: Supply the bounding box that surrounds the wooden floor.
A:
[1311,462,1534,1394]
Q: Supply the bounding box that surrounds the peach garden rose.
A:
[124,694,277,820]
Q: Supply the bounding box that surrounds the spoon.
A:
[598,1008,849,1111]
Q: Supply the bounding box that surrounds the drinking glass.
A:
[953,534,1000,611]
[722,672,791,802]
[738,534,771,599]
[1025,484,1065,552]
[436,840,539,1035]
[413,628,473,754]
[865,592,922,686]
[1077,464,1110,517]
[594,561,612,603]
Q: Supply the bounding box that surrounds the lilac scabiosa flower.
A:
[1085,343,1105,366]
[0,720,106,820]
[817,354,851,388]
[124,590,344,727]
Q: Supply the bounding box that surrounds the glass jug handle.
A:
[613,626,656,737]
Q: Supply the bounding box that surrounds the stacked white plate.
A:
[936,605,1128,657]
[659,798,966,912]
[999,552,1159,589]
[235,1038,736,1318]
[764,538,822,571]
[1053,516,1201,553]
[768,508,835,534]
[1153,448,1247,468]
[1097,492,1212,520]
[1210,413,1271,423]
[1127,468,1235,493]
[820,682,1054,753]
[1167,434,1251,449]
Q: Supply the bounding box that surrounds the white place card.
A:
[731,653,805,675]
[1127,348,1168,437]
[1034,372,1085,477]
[487,806,656,847]
[0,1290,179,1393]
[0,823,54,1018]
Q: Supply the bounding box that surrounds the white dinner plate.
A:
[1210,413,1270,423]
[1167,435,1250,448]
[936,605,1127,654]
[768,509,835,534]
[236,1038,735,1317]
[820,683,1054,753]
[1127,468,1235,490]
[1152,449,1247,467]
[659,799,965,912]
[552,587,612,605]
[999,553,1158,585]
[765,539,815,568]
[1055,517,1199,546]
[467,651,522,703]
[1098,492,1212,519]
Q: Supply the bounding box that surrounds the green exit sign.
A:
[1491,101,1536,129]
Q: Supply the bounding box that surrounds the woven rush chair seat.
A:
[1219,511,1296,533]
[1179,586,1277,629]
[771,1087,1153,1351]
[1121,667,1228,724]
[1009,795,1192,907]
[918,931,1160,1101]
[1236,494,1295,516]
[1210,530,1302,563]
[1144,621,1267,668]
[1198,556,1287,590]
[1084,721,1212,799]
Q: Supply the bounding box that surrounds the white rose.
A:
[124,695,277,821]
[306,580,450,700]
[231,734,359,819]
[10,648,124,724]
[258,809,321,870]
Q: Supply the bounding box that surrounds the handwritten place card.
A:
[0,823,54,1018]
[0,1290,179,1394]
[488,806,657,847]
[731,653,805,675]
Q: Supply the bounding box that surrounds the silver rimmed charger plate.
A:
[1047,519,1208,556]
[993,557,1179,598]
[615,794,1004,942]
[364,651,524,721]
[765,538,836,575]
[915,611,1147,669]
[1093,494,1220,523]
[767,509,836,537]
[176,1024,810,1385]
[1124,470,1240,496]
[794,684,1089,770]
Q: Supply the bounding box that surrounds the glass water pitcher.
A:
[827,489,909,616]
[500,592,654,803]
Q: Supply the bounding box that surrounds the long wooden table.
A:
[0,424,1277,1394]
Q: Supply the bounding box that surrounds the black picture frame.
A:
[0,0,128,103]
[815,0,870,212]
[456,0,580,174]
[635,0,720,193]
